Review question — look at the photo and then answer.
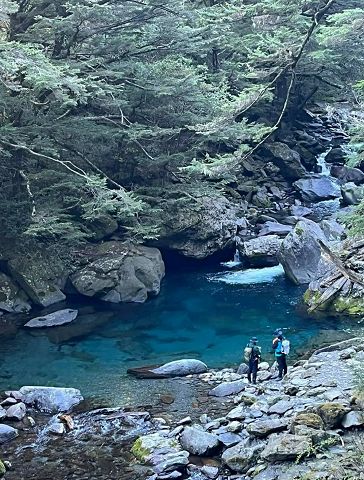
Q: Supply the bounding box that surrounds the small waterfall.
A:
[316,148,332,176]
[220,247,242,268]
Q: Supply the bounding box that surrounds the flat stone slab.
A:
[24,309,78,328]
[209,380,246,397]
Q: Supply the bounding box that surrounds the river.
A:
[0,257,359,407]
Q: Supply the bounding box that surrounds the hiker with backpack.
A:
[244,336,262,384]
[272,330,290,380]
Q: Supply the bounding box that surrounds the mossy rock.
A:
[291,413,324,431]
[131,433,179,463]
[131,437,151,462]
[332,296,364,316]
[0,460,6,477]
[316,403,349,429]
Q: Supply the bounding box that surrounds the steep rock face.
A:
[278,219,329,285]
[5,248,67,308]
[70,242,165,303]
[152,196,244,258]
[0,273,31,313]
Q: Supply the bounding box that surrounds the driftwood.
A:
[318,240,364,288]
[308,241,364,313]
[308,276,347,313]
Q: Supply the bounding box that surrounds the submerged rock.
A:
[19,386,83,413]
[180,426,220,455]
[70,242,165,304]
[278,219,329,284]
[24,308,78,328]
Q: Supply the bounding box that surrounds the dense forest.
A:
[1,0,364,249]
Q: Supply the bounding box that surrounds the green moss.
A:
[303,289,321,306]
[131,438,151,461]
[0,460,6,477]
[295,225,304,236]
[333,296,364,315]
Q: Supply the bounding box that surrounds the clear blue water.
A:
[0,263,359,406]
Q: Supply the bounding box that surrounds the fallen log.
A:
[318,240,364,288]
[308,276,347,313]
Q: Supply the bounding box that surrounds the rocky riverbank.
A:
[1,338,364,479]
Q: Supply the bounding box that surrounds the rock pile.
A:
[130,338,364,480]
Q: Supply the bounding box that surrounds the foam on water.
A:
[209,264,285,285]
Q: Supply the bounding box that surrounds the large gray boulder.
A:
[70,242,165,304]
[294,175,341,202]
[24,308,78,328]
[180,426,220,456]
[278,219,329,284]
[209,380,246,397]
[19,386,83,413]
[240,235,281,267]
[0,424,18,443]
[330,165,364,185]
[0,273,31,313]
[222,440,263,473]
[151,359,208,377]
[265,142,306,180]
[261,434,311,462]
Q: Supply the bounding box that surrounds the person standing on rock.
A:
[244,337,261,384]
[272,331,290,380]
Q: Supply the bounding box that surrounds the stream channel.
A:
[0,256,361,408]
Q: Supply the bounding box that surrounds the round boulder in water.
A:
[128,359,208,378]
